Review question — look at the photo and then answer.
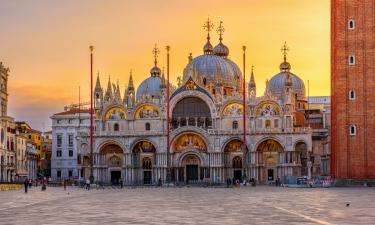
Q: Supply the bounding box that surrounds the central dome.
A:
[182,54,241,85]
[136,76,162,100]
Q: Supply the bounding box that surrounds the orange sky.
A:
[0,0,330,130]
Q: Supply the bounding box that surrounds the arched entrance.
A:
[224,139,246,182]
[295,142,308,176]
[181,154,201,183]
[132,140,156,185]
[172,132,208,183]
[256,139,283,183]
[171,97,212,129]
[98,143,124,184]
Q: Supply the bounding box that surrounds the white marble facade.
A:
[74,27,314,185]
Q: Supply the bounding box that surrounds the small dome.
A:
[279,61,291,71]
[268,72,306,100]
[136,76,162,100]
[213,42,229,57]
[150,66,161,77]
[203,41,213,54]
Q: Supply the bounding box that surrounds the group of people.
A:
[23,177,48,193]
[226,178,257,188]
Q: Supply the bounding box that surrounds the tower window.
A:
[114,123,119,131]
[145,123,151,131]
[349,55,355,65]
[349,90,356,100]
[232,121,238,130]
[349,125,356,136]
[348,19,355,30]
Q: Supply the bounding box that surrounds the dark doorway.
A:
[186,165,198,182]
[267,169,274,181]
[234,170,242,182]
[143,171,152,185]
[111,171,121,185]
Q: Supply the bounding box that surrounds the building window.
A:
[265,120,271,128]
[348,19,355,30]
[349,90,356,100]
[56,150,62,157]
[349,55,355,65]
[68,170,73,177]
[68,134,74,147]
[145,123,151,131]
[232,121,238,130]
[68,119,72,124]
[69,150,73,157]
[349,125,356,136]
[274,119,279,128]
[57,170,61,178]
[114,123,119,131]
[57,134,62,147]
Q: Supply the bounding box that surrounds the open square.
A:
[0,187,374,225]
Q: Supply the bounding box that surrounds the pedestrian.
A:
[158,178,162,187]
[24,178,29,193]
[85,179,90,190]
[28,179,32,188]
[63,179,67,191]
[119,178,123,189]
[41,180,46,191]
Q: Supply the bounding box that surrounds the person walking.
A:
[63,179,67,191]
[24,178,29,193]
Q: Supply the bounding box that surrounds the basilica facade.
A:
[77,22,312,185]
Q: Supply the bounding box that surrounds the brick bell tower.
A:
[331,0,375,179]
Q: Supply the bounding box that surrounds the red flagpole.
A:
[89,45,94,183]
[166,45,170,183]
[242,46,247,153]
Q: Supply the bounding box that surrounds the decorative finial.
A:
[89,45,94,52]
[166,45,170,52]
[216,21,225,42]
[242,45,246,52]
[203,17,214,41]
[188,53,193,63]
[281,41,289,62]
[152,43,160,66]
[251,65,254,73]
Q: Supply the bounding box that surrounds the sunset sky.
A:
[0,0,330,131]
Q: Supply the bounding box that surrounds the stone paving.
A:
[0,186,374,225]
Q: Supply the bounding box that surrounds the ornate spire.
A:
[104,75,113,100]
[249,66,256,87]
[95,72,102,91]
[203,17,214,54]
[128,70,134,90]
[216,21,225,43]
[161,67,166,88]
[114,80,121,101]
[280,41,291,72]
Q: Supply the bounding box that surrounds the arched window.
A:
[349,125,356,136]
[232,121,238,130]
[203,77,207,86]
[142,157,152,170]
[349,90,356,100]
[348,19,355,30]
[145,123,151,131]
[349,55,355,65]
[232,156,242,169]
[114,123,119,131]
[265,120,271,128]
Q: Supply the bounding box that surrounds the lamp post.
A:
[89,45,94,184]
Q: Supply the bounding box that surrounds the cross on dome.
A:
[216,21,225,42]
[152,43,160,66]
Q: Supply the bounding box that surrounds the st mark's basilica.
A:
[77,20,312,185]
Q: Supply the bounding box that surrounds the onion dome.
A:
[213,43,229,57]
[203,41,213,54]
[150,66,161,77]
